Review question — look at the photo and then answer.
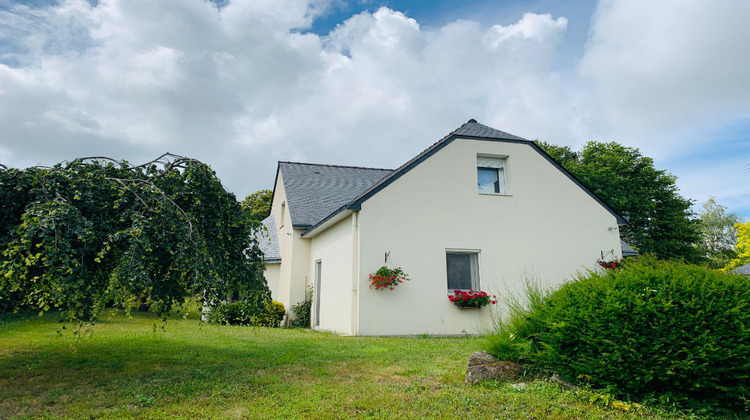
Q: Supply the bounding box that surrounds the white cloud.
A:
[4,0,578,191]
[486,12,567,45]
[576,0,750,218]
[0,0,747,219]
[579,0,750,151]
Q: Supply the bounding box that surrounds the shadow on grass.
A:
[0,312,474,413]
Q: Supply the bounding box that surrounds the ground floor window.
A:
[446,250,480,291]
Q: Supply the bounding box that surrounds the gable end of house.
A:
[302,119,626,237]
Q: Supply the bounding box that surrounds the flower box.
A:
[448,290,496,308]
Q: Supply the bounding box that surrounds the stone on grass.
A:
[550,373,575,390]
[467,351,500,366]
[465,352,524,384]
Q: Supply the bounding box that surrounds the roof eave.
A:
[301,208,354,238]
[269,162,281,217]
[528,142,628,226]
[296,120,628,236]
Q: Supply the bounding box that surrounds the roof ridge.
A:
[278,161,393,172]
[344,118,484,201]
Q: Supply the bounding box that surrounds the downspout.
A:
[351,211,359,336]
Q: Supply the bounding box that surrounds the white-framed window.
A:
[446,250,480,291]
[477,156,506,194]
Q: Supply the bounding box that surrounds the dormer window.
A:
[477,156,506,194]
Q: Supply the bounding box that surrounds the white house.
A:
[259,120,626,336]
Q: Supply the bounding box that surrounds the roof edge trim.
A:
[299,120,627,236]
[301,208,354,238]
[528,142,627,225]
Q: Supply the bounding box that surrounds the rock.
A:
[467,351,500,366]
[465,361,524,384]
[550,373,575,390]
[465,351,524,384]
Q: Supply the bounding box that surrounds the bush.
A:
[259,301,286,327]
[290,290,312,328]
[213,300,286,327]
[486,257,750,413]
[484,278,549,363]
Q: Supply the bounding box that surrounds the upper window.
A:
[477,156,506,194]
[446,251,480,291]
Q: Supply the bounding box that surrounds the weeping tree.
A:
[0,154,269,322]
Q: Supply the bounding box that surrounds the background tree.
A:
[697,197,741,269]
[241,189,272,221]
[724,221,750,272]
[0,155,270,322]
[536,141,703,262]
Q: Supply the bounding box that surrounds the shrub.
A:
[484,278,549,363]
[290,289,312,328]
[486,257,750,413]
[213,300,286,327]
[259,301,286,327]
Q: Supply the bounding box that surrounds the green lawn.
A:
[0,312,698,419]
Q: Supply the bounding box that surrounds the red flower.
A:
[448,289,494,308]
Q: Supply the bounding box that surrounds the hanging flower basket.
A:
[597,259,620,270]
[369,266,410,290]
[448,290,496,308]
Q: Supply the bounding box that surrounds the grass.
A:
[0,311,702,419]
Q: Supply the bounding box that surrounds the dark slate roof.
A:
[301,119,627,236]
[257,215,281,263]
[345,120,528,211]
[620,240,639,257]
[730,263,750,276]
[453,119,527,140]
[279,162,392,228]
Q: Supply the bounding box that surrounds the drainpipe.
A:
[351,211,359,336]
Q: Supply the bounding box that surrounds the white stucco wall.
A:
[266,171,311,314]
[355,138,622,336]
[289,229,311,311]
[269,171,293,309]
[308,215,356,334]
[263,262,281,300]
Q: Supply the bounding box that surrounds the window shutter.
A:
[477,156,504,168]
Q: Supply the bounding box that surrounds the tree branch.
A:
[105,177,195,243]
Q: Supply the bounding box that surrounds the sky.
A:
[1,0,748,220]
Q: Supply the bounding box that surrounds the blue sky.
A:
[311,0,597,57]
[0,0,748,220]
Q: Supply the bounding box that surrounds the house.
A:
[730,263,750,277]
[620,240,639,258]
[259,119,626,336]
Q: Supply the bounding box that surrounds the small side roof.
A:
[620,240,639,257]
[730,262,750,276]
[276,162,392,229]
[257,215,281,263]
[302,119,627,237]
